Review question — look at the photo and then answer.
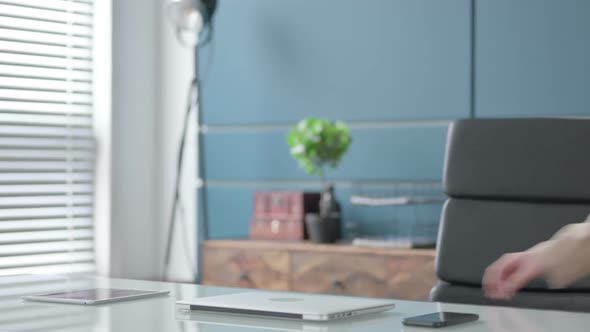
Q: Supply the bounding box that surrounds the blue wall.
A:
[198,0,590,240]
[476,0,590,117]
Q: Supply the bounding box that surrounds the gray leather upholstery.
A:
[431,282,590,313]
[436,198,590,290]
[444,118,590,201]
[432,118,590,312]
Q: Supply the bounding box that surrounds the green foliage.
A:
[287,117,352,176]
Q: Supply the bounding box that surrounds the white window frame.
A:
[92,0,197,281]
[92,0,112,277]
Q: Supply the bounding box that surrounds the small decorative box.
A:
[250,191,320,241]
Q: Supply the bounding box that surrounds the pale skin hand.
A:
[483,219,590,300]
[482,251,547,300]
[482,222,590,300]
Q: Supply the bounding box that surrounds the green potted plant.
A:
[287,117,352,243]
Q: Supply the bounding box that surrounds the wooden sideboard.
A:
[202,240,437,301]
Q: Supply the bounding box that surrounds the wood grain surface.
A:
[202,240,437,300]
[385,255,436,300]
[291,252,387,298]
[204,240,436,257]
[202,246,289,291]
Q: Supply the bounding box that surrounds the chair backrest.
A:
[436,118,590,290]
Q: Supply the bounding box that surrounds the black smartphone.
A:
[402,312,479,328]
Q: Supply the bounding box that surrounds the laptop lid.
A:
[177,292,395,321]
[177,310,396,331]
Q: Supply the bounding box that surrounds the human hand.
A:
[482,251,547,300]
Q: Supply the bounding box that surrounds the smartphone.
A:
[402,312,479,328]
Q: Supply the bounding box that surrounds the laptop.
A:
[176,292,395,321]
[177,309,395,331]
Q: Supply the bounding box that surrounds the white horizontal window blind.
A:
[0,0,95,276]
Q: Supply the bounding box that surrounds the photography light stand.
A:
[164,0,215,281]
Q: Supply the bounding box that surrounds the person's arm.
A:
[483,214,590,300]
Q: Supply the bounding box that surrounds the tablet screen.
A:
[34,288,163,301]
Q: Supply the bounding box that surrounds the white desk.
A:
[1,275,588,331]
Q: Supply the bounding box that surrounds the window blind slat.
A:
[0,239,93,256]
[0,0,93,16]
[0,102,91,115]
[0,52,91,70]
[0,161,93,172]
[0,113,92,126]
[0,0,96,276]
[0,4,92,25]
[0,40,91,59]
[0,172,93,184]
[0,184,92,195]
[0,206,93,220]
[0,125,92,139]
[0,137,94,149]
[0,229,92,244]
[0,64,91,81]
[0,16,92,36]
[0,28,91,48]
[0,251,93,268]
[0,77,91,93]
[0,89,91,104]
[0,217,92,232]
[0,275,92,292]
[0,149,94,161]
[0,262,95,277]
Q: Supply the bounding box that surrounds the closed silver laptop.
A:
[177,291,395,321]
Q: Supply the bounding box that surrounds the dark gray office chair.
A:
[430,118,590,312]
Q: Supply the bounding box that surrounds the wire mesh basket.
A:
[345,182,445,248]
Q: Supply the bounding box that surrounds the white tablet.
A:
[23,288,170,305]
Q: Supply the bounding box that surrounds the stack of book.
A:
[352,235,436,249]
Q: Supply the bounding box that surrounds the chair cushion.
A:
[430,281,590,313]
[444,118,590,202]
[436,198,590,290]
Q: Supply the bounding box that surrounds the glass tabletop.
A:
[1,275,588,332]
